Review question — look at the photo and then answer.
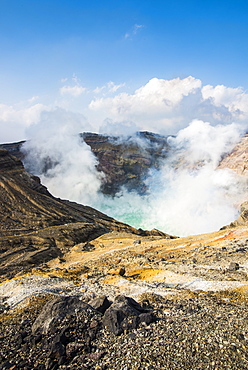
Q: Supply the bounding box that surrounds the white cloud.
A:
[125,24,144,39]
[134,24,144,33]
[0,103,50,143]
[0,103,48,125]
[99,118,140,136]
[202,84,248,117]
[2,75,248,144]
[89,76,202,133]
[107,81,126,93]
[72,73,81,84]
[90,76,202,114]
[28,96,39,103]
[93,81,125,94]
[93,86,106,94]
[89,76,248,135]
[60,85,86,97]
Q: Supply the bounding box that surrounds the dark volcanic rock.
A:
[0,141,25,160]
[82,131,169,195]
[2,294,248,369]
[102,295,156,335]
[32,296,98,334]
[89,295,111,314]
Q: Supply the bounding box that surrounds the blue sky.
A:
[1,0,248,142]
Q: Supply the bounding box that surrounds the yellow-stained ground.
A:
[1,225,248,307]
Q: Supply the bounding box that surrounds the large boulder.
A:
[102,295,157,335]
[32,296,99,334]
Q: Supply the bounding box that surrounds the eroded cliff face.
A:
[0,149,170,281]
[81,131,169,195]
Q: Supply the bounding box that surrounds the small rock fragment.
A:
[228,262,239,271]
[118,267,126,276]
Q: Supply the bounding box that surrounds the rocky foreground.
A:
[1,291,248,370]
[1,224,248,369]
[0,135,248,369]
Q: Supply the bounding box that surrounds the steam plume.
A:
[22,111,247,236]
[20,76,248,236]
[96,121,247,236]
[22,108,103,205]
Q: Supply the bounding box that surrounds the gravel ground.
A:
[1,292,248,370]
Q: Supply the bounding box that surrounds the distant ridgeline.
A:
[0,131,171,196]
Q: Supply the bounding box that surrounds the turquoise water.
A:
[99,202,146,229]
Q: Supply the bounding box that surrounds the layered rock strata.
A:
[0,149,170,281]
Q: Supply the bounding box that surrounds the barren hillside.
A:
[0,135,247,370]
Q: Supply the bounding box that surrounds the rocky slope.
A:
[0,149,168,282]
[0,133,247,370]
[1,291,248,370]
[1,223,248,369]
